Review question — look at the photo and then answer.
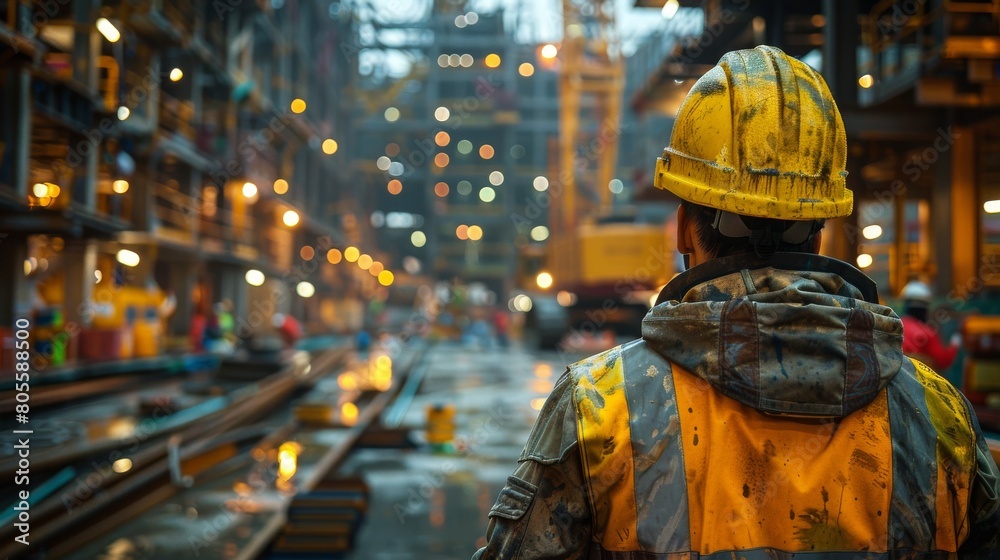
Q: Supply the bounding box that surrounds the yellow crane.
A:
[526,0,673,348]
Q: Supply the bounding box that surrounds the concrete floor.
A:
[342,341,573,560]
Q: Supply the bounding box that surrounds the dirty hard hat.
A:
[654,45,853,220]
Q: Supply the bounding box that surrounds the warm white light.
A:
[245,269,265,286]
[434,107,450,122]
[556,290,577,307]
[242,182,258,198]
[858,74,874,88]
[479,187,496,203]
[376,156,391,171]
[411,231,426,247]
[437,54,449,68]
[94,270,103,283]
[32,183,48,198]
[384,107,400,122]
[112,180,129,194]
[862,225,883,240]
[985,200,1000,214]
[514,294,533,312]
[460,54,473,67]
[282,210,300,227]
[533,176,549,192]
[530,226,549,241]
[856,253,874,268]
[117,106,130,120]
[489,171,504,186]
[536,272,553,289]
[96,18,121,42]
[169,68,183,82]
[112,458,132,473]
[661,0,680,19]
[116,249,140,267]
[296,281,315,298]
[540,44,558,59]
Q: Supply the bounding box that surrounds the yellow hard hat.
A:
[654,45,853,220]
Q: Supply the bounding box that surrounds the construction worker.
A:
[900,280,962,371]
[473,46,1000,559]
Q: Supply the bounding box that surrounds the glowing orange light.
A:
[299,246,315,260]
[434,182,450,197]
[518,62,535,77]
[327,249,343,264]
[479,144,494,159]
[388,180,403,194]
[434,153,450,167]
[341,402,359,426]
[456,224,469,240]
[435,131,451,146]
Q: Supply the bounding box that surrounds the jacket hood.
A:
[642,253,904,418]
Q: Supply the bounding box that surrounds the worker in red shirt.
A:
[900,280,961,370]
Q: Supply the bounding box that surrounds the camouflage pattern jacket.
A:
[473,253,1000,559]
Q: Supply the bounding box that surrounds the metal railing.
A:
[158,91,195,140]
[153,182,199,239]
[859,0,1000,103]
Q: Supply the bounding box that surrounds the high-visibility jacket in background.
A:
[473,254,1000,559]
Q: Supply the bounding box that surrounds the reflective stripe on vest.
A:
[570,341,976,557]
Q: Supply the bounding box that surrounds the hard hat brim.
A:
[655,148,853,220]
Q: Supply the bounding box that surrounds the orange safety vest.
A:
[570,340,977,558]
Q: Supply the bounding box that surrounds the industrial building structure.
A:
[0,1,380,368]
[351,3,559,297]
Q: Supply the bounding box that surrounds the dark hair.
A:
[682,201,825,259]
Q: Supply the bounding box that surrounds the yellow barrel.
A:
[426,404,455,446]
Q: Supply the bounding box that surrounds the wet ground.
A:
[342,341,574,560]
[63,339,586,559]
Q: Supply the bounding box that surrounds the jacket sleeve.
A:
[472,372,592,560]
[958,402,1000,558]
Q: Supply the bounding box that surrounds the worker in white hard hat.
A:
[900,280,961,370]
[473,46,1000,559]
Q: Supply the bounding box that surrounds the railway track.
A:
[0,339,428,559]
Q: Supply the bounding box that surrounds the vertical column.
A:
[0,237,32,327]
[5,66,32,197]
[892,191,906,297]
[823,0,859,110]
[950,126,978,297]
[932,130,954,294]
[62,240,97,329]
[167,261,195,338]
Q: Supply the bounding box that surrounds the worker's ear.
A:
[811,230,823,254]
[676,205,694,255]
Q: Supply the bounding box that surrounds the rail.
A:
[153,181,200,238]
[0,344,357,557]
